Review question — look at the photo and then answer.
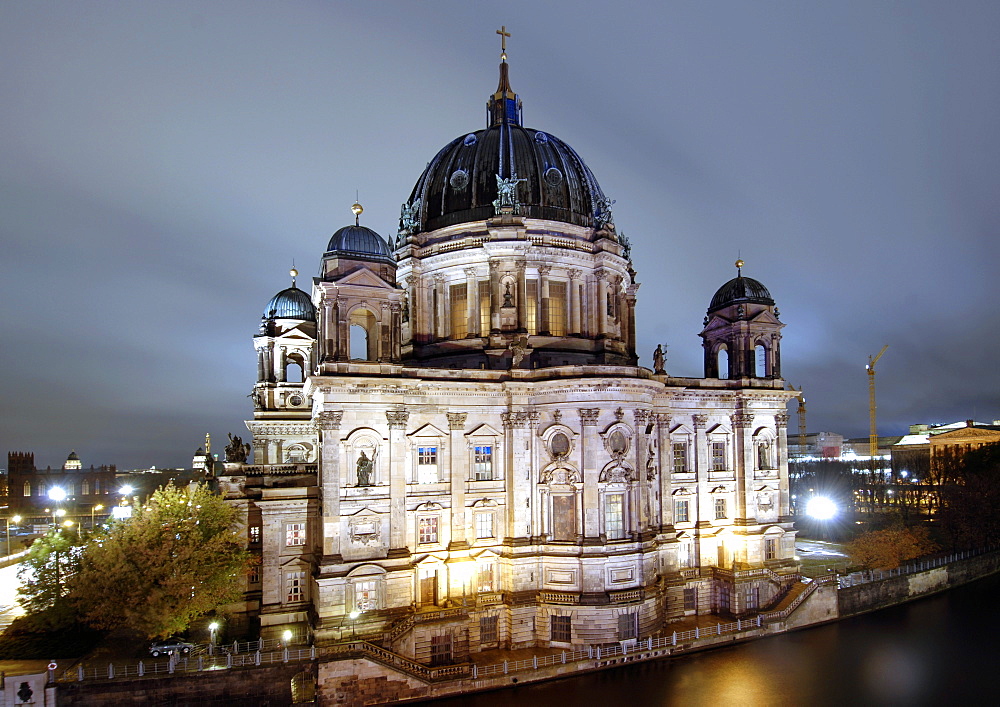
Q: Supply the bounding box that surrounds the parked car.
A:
[150,639,195,657]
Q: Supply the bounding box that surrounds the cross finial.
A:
[497,25,511,61]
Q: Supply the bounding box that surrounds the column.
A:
[568,269,582,335]
[447,413,468,548]
[692,414,708,530]
[386,409,410,552]
[538,265,551,335]
[633,409,651,533]
[489,260,501,332]
[515,261,527,333]
[464,268,478,337]
[731,409,754,534]
[435,275,447,340]
[596,272,609,337]
[775,413,791,518]
[315,411,344,559]
[579,408,601,538]
[655,413,672,529]
[502,410,538,541]
[256,347,266,382]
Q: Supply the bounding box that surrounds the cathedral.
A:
[219,40,798,664]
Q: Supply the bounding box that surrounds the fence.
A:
[836,547,991,589]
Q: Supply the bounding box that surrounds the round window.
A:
[551,433,570,458]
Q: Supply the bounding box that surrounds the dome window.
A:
[463,133,478,146]
[543,167,563,187]
[534,131,549,144]
[450,169,469,190]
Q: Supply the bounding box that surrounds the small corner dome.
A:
[263,286,315,321]
[67,450,79,461]
[325,225,392,261]
[709,276,774,312]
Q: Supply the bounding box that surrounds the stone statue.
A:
[595,196,616,230]
[493,174,526,215]
[653,344,666,374]
[356,451,373,486]
[618,232,632,260]
[502,282,514,307]
[510,336,529,368]
[225,433,251,463]
[248,389,263,409]
[399,198,421,236]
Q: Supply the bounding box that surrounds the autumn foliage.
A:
[846,525,938,570]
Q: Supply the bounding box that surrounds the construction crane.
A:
[796,393,807,453]
[866,345,889,500]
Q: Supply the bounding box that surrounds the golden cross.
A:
[496,25,511,58]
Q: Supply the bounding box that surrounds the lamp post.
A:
[91,504,104,529]
[3,515,21,558]
[48,487,67,529]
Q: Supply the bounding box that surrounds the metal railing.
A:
[836,547,993,589]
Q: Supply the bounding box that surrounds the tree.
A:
[17,527,85,628]
[937,442,1000,549]
[845,525,938,570]
[70,483,250,639]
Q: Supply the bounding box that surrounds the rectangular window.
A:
[479,280,491,336]
[765,537,777,561]
[715,584,731,613]
[477,563,495,592]
[474,445,493,480]
[683,587,697,611]
[248,558,261,585]
[618,613,637,641]
[355,579,378,611]
[249,526,261,544]
[672,442,688,473]
[711,441,727,471]
[417,446,438,484]
[475,512,494,539]
[744,585,760,610]
[449,283,467,339]
[678,541,693,568]
[419,516,439,544]
[430,634,453,666]
[548,281,567,336]
[675,499,690,523]
[526,280,538,335]
[715,498,727,520]
[286,571,305,603]
[605,493,625,540]
[286,522,306,546]
[480,615,499,645]
[550,615,572,642]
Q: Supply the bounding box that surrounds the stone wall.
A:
[54,664,305,706]
[838,550,1000,617]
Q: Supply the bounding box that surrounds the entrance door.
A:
[419,569,438,606]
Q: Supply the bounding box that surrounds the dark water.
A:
[429,573,1000,706]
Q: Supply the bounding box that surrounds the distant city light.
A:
[806,496,838,521]
[47,487,67,502]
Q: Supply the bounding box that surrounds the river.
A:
[430,572,1000,706]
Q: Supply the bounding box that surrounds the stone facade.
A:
[218,52,799,660]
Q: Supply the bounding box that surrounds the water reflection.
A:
[428,573,1000,706]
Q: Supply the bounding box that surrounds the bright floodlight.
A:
[209,622,219,630]
[119,485,133,496]
[282,630,293,642]
[48,487,67,502]
[806,496,837,521]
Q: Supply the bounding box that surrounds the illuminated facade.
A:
[220,52,799,661]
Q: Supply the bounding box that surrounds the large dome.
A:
[709,275,774,311]
[263,287,315,321]
[402,61,611,235]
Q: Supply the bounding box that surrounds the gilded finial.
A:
[290,267,298,287]
[352,201,363,226]
[735,258,744,275]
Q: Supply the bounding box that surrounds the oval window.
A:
[551,433,570,458]
[610,431,627,454]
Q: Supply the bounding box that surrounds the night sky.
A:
[3,1,999,470]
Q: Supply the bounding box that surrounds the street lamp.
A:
[47,487,67,530]
[282,629,293,647]
[2,515,21,558]
[53,507,67,529]
[91,504,104,529]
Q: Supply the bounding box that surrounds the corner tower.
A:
[700,260,784,380]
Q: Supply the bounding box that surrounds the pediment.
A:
[467,423,502,438]
[706,423,731,435]
[748,310,782,326]
[348,507,382,518]
[933,426,1000,441]
[335,267,397,289]
[408,423,447,438]
[276,329,315,342]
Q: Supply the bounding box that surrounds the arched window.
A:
[717,347,729,379]
[82,480,90,496]
[755,344,767,377]
[349,325,368,360]
[23,481,30,497]
[38,482,46,497]
[285,358,304,383]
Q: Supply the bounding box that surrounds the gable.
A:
[467,423,503,438]
[335,267,398,290]
[408,423,447,438]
